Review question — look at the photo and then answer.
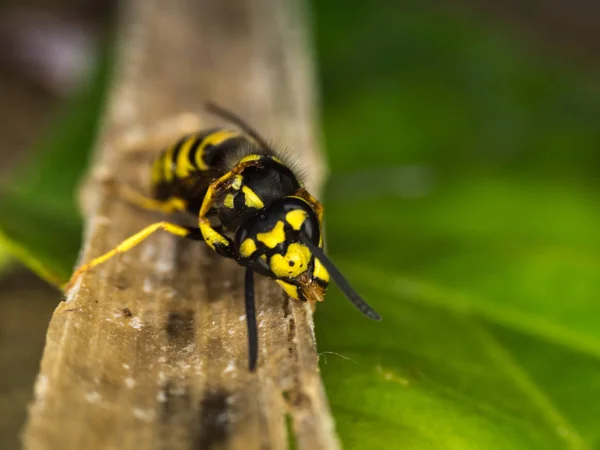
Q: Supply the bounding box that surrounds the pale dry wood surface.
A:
[23,0,338,449]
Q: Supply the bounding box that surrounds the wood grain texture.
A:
[23,0,337,449]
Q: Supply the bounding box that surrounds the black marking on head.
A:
[238,194,312,252]
[214,161,303,232]
[234,197,322,289]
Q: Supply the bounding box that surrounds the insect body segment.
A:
[65,103,381,372]
[151,128,248,214]
[233,196,327,303]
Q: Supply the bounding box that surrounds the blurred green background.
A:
[1,0,599,449]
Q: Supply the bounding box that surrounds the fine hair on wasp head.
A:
[205,102,308,184]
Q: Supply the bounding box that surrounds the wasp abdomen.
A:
[150,128,248,213]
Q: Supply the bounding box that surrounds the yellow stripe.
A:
[151,157,164,185]
[276,280,300,300]
[195,130,241,171]
[242,186,264,209]
[313,257,329,283]
[240,238,257,258]
[240,154,261,163]
[256,221,285,248]
[285,209,307,231]
[163,144,177,182]
[224,193,235,209]
[175,136,198,179]
[231,175,243,190]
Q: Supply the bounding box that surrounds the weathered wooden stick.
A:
[23,0,338,449]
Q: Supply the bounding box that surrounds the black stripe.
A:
[188,137,203,169]
[170,136,188,172]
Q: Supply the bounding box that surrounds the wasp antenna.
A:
[244,267,259,371]
[205,102,272,152]
[300,236,382,321]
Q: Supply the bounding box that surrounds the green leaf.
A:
[313,2,600,449]
[0,44,111,286]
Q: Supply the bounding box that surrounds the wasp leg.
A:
[196,158,264,260]
[117,112,203,155]
[106,180,187,214]
[63,222,201,293]
[197,178,238,260]
[199,217,237,260]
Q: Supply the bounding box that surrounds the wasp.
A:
[65,103,381,370]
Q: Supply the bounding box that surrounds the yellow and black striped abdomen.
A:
[151,128,243,187]
[150,128,248,213]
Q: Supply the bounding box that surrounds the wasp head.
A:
[234,196,329,303]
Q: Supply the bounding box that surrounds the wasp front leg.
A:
[63,222,203,293]
[197,158,263,260]
[199,217,237,260]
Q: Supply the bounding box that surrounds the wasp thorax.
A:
[234,196,329,302]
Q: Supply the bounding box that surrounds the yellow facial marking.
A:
[242,186,264,209]
[313,258,329,283]
[256,221,285,248]
[276,280,300,300]
[285,209,307,231]
[270,243,311,278]
[240,154,262,163]
[175,136,198,178]
[199,220,229,250]
[271,156,283,164]
[240,238,257,258]
[231,175,243,190]
[224,193,235,209]
[260,254,267,262]
[197,130,240,170]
